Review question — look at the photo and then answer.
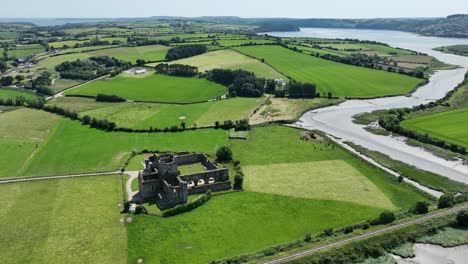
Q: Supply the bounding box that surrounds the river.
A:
[266,28,468,185]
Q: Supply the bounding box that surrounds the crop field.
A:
[81,97,264,129]
[0,176,126,264]
[127,192,383,264]
[230,126,428,209]
[235,45,423,97]
[64,74,227,103]
[87,45,169,63]
[159,49,284,79]
[0,88,38,100]
[401,108,468,147]
[17,117,227,176]
[243,160,396,210]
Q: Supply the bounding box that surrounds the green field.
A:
[317,43,413,55]
[87,45,169,63]
[0,88,38,100]
[230,126,428,209]
[50,78,83,93]
[435,45,468,56]
[217,39,275,47]
[64,74,227,103]
[17,115,227,176]
[401,108,468,148]
[127,192,383,264]
[7,45,45,58]
[48,39,87,48]
[0,108,61,177]
[234,45,423,98]
[46,97,117,112]
[156,49,284,79]
[81,97,264,129]
[0,176,126,264]
[32,53,92,71]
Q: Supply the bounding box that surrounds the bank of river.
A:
[267,28,468,185]
[393,243,468,264]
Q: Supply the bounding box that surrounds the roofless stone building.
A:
[138,153,231,209]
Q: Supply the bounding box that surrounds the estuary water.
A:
[266,28,468,184]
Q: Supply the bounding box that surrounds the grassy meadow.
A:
[155,49,284,79]
[87,45,169,63]
[401,108,468,148]
[81,97,264,129]
[235,45,423,98]
[0,176,126,264]
[0,88,38,100]
[19,116,227,176]
[64,74,227,103]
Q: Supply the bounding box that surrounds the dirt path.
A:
[124,171,139,202]
[51,74,110,99]
[0,171,121,184]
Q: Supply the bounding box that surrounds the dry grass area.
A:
[249,97,343,125]
[243,160,396,210]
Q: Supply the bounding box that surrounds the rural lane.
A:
[261,203,468,264]
[0,171,121,184]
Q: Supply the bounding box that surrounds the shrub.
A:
[438,193,455,209]
[216,146,233,162]
[456,210,468,227]
[378,211,396,224]
[304,233,312,242]
[412,201,429,214]
[233,174,244,190]
[96,93,126,102]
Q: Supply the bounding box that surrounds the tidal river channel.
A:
[267,28,468,185]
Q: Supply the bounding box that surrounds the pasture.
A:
[159,49,284,79]
[234,45,423,98]
[0,176,126,264]
[401,108,468,148]
[0,108,60,177]
[19,117,227,176]
[46,97,117,112]
[81,97,264,129]
[7,44,45,58]
[230,126,428,209]
[50,78,82,93]
[31,53,92,71]
[64,74,227,103]
[0,88,38,100]
[127,192,383,264]
[87,45,169,63]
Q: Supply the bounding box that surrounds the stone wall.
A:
[188,181,232,195]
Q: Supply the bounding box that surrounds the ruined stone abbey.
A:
[138,153,231,209]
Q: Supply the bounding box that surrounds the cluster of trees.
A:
[155,63,199,77]
[378,112,466,155]
[438,192,468,209]
[205,69,265,97]
[126,37,170,47]
[233,160,244,190]
[0,96,28,106]
[216,146,233,163]
[0,76,14,86]
[287,82,318,98]
[214,119,250,131]
[55,56,131,80]
[165,45,208,61]
[162,190,212,217]
[96,93,126,102]
[0,60,7,72]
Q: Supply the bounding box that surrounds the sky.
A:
[1,0,467,19]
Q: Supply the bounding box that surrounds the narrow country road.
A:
[261,203,468,264]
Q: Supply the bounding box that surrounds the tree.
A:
[0,76,14,86]
[15,75,25,81]
[233,174,243,190]
[379,211,395,224]
[304,233,312,242]
[456,210,468,227]
[0,61,7,72]
[136,59,146,66]
[216,146,233,162]
[438,193,455,209]
[412,201,429,214]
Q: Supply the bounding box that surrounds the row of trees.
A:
[155,63,199,77]
[165,44,208,61]
[55,56,131,80]
[214,119,250,131]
